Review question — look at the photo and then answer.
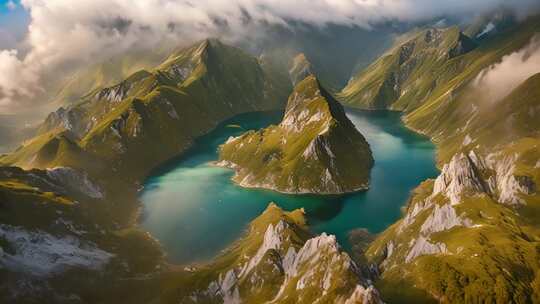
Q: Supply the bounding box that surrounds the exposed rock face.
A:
[433,151,489,205]
[176,203,382,304]
[341,26,476,111]
[217,75,373,194]
[405,236,447,263]
[46,167,103,199]
[366,146,539,303]
[0,224,113,276]
[419,203,472,235]
[433,150,535,206]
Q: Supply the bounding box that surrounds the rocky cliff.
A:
[217,75,373,194]
[163,203,382,304]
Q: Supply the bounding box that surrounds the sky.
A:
[0,0,28,48]
[0,0,539,114]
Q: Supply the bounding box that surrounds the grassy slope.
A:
[1,39,289,179]
[339,26,476,111]
[0,166,163,303]
[218,75,373,194]
[160,203,374,304]
[0,39,290,303]
[356,16,540,303]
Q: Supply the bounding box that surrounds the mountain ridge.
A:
[216,74,374,194]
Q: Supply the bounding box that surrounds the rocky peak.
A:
[432,150,535,206]
[433,150,489,205]
[448,31,477,58]
[217,74,373,194]
[179,203,382,304]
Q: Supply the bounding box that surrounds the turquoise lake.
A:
[140,109,438,264]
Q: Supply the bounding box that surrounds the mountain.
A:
[0,166,163,303]
[161,203,383,304]
[0,38,292,302]
[463,8,517,41]
[1,39,290,179]
[52,48,168,106]
[217,75,373,194]
[339,26,477,111]
[353,16,540,303]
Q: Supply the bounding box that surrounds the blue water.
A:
[140,109,438,264]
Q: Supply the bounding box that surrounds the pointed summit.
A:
[340,26,477,111]
[217,75,373,194]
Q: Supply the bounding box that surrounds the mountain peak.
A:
[341,25,477,111]
[217,73,373,194]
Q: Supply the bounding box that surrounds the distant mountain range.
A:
[0,10,539,304]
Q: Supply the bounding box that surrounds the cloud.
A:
[0,0,539,113]
[0,49,41,108]
[473,34,540,102]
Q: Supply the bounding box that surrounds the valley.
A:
[0,6,539,304]
[140,109,437,264]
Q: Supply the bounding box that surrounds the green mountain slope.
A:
[161,203,382,304]
[357,16,540,303]
[1,39,289,179]
[217,75,373,194]
[0,39,292,302]
[340,26,477,111]
[0,166,162,303]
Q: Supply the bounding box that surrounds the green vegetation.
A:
[349,15,540,303]
[340,26,477,111]
[1,38,290,181]
[0,38,292,303]
[217,75,374,194]
[160,203,380,304]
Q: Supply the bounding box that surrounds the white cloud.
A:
[473,34,540,102]
[0,49,41,108]
[0,0,539,112]
[5,0,16,11]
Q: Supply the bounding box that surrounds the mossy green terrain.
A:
[0,166,163,302]
[1,38,290,180]
[217,75,374,194]
[340,26,477,111]
[0,38,291,302]
[350,15,540,303]
[160,203,382,304]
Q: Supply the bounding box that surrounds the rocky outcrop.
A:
[178,203,382,304]
[217,75,373,194]
[0,224,113,276]
[420,203,472,235]
[405,236,448,263]
[432,151,489,205]
[46,167,104,199]
[433,150,535,206]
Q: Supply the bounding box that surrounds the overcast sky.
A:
[0,0,540,113]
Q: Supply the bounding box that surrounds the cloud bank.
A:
[474,34,540,102]
[1,0,540,112]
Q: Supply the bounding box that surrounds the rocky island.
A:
[216,75,374,194]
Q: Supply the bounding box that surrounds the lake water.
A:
[140,109,438,264]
